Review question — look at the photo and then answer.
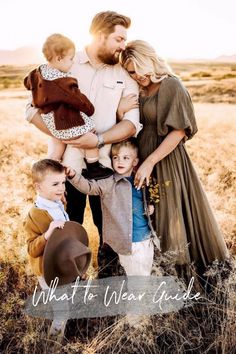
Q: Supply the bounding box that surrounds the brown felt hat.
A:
[43,221,91,286]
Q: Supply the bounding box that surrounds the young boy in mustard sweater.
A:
[24,159,69,337]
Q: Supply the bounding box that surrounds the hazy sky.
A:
[0,0,235,59]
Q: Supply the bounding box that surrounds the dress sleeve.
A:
[157,77,198,140]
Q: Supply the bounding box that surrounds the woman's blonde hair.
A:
[120,40,176,83]
[42,33,75,62]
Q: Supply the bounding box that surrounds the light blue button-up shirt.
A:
[35,195,69,221]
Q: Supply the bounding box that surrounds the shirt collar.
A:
[77,49,90,64]
[113,173,134,183]
[76,48,108,69]
[35,195,63,209]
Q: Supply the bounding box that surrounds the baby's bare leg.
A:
[85,148,99,162]
[47,137,66,161]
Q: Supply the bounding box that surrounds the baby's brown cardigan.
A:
[24,68,94,130]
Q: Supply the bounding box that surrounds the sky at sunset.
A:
[0,0,235,60]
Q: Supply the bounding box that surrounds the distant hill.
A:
[0,47,44,66]
[170,54,236,63]
[214,54,236,63]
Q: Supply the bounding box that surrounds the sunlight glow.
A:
[0,0,235,59]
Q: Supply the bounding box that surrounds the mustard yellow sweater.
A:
[24,206,53,276]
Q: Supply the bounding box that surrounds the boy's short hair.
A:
[111,138,139,157]
[42,33,75,62]
[32,159,65,183]
[89,11,131,36]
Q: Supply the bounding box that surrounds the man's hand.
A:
[63,132,98,149]
[30,112,52,135]
[44,221,65,240]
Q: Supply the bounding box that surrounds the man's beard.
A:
[97,48,121,65]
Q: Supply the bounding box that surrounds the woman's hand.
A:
[117,94,139,120]
[134,159,154,190]
[134,129,186,189]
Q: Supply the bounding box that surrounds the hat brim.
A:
[43,221,91,286]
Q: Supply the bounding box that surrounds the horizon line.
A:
[0,46,236,63]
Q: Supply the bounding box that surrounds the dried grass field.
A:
[0,63,236,353]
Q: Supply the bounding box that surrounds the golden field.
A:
[0,62,235,353]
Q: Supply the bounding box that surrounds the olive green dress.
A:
[138,77,229,268]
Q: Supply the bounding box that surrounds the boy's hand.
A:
[148,205,155,216]
[44,221,65,240]
[65,166,76,179]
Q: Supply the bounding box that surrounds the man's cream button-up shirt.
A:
[71,50,140,134]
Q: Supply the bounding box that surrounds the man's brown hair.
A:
[32,159,65,183]
[89,11,131,36]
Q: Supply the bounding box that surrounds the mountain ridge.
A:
[0,47,44,66]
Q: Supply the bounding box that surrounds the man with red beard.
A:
[25,11,140,277]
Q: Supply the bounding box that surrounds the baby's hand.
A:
[65,166,76,179]
[44,221,65,240]
[148,205,155,216]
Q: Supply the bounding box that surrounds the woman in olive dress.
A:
[119,40,229,275]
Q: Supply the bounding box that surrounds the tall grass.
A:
[0,74,235,353]
[0,259,235,353]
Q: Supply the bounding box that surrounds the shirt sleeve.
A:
[25,92,38,122]
[68,173,112,197]
[122,69,142,137]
